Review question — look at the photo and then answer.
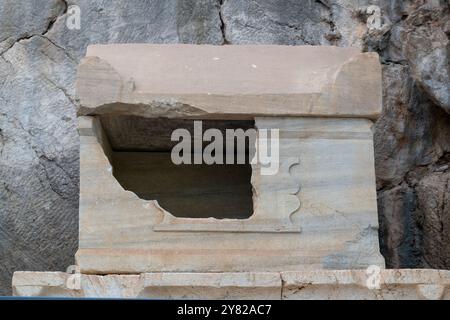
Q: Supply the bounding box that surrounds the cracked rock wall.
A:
[0,0,449,295]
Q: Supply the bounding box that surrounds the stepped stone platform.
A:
[13,270,450,300]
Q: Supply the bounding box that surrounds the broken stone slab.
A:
[13,272,282,299]
[76,44,382,119]
[13,270,450,299]
[281,269,450,300]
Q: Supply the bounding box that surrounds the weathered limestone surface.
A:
[416,171,450,269]
[13,272,281,299]
[77,44,382,119]
[76,113,384,273]
[70,44,386,274]
[282,269,450,300]
[13,270,450,300]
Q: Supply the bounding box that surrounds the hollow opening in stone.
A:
[100,115,255,219]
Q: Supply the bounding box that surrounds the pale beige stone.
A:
[282,269,450,300]
[12,271,142,298]
[139,272,281,299]
[76,44,382,119]
[13,272,281,299]
[71,45,385,273]
[75,116,384,273]
[13,270,450,299]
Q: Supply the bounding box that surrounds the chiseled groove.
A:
[279,131,373,140]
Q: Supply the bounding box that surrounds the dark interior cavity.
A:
[100,115,255,219]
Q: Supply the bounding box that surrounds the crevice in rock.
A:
[381,59,408,66]
[316,0,341,45]
[42,0,66,37]
[279,273,285,299]
[315,0,330,9]
[0,34,34,56]
[39,35,76,62]
[0,128,5,159]
[218,0,229,44]
[38,157,70,200]
[42,75,76,106]
[0,0,68,57]
[0,113,77,200]
[40,151,78,186]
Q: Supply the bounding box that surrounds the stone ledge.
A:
[76,44,382,119]
[13,270,450,299]
[12,272,281,299]
[282,269,450,300]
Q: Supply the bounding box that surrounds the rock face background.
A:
[0,0,449,295]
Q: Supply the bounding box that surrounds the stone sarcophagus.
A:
[13,45,450,299]
[74,44,385,273]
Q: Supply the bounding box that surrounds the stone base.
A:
[13,272,281,299]
[12,270,450,300]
